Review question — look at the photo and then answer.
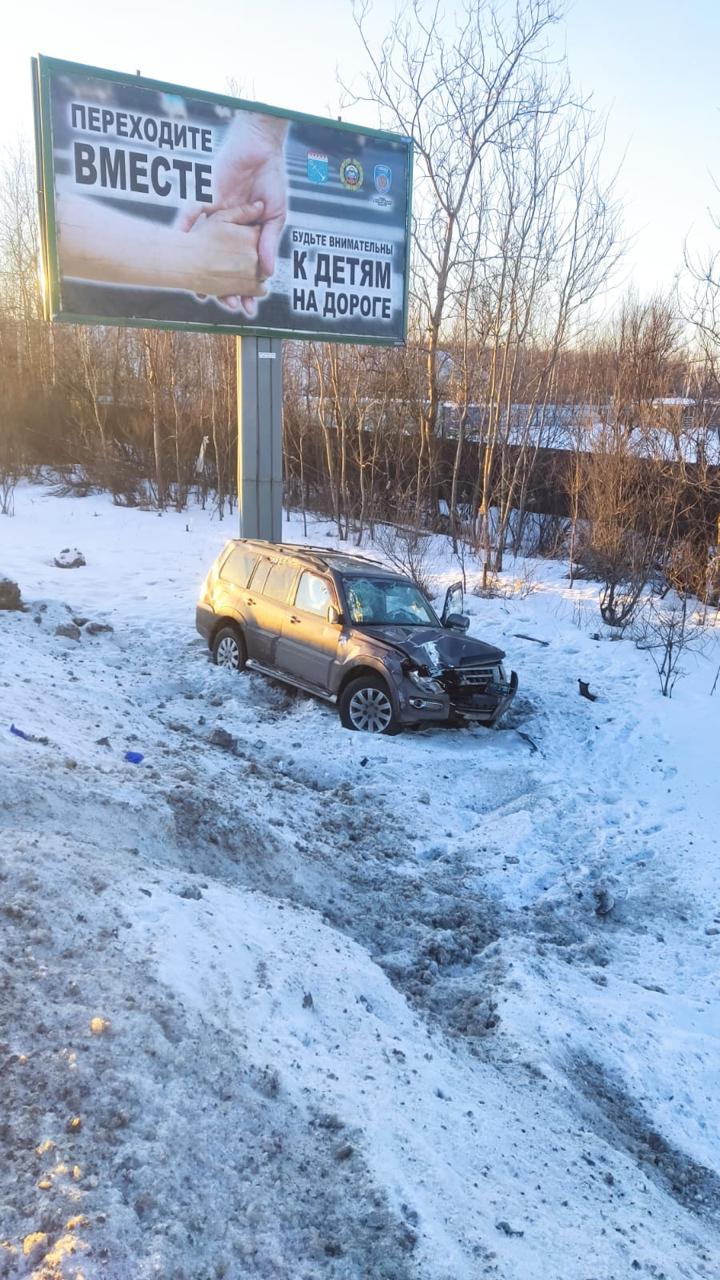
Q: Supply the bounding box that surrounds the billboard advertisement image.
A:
[33,57,413,345]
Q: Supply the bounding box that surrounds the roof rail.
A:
[237,539,386,570]
[281,542,385,567]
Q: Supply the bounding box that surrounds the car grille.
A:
[439,662,499,704]
[455,664,496,689]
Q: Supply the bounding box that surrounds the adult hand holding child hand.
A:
[58,194,268,301]
[181,112,289,315]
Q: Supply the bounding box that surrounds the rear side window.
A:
[295,572,333,616]
[219,546,257,589]
[249,559,272,593]
[263,562,298,603]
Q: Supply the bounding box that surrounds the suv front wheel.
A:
[212,624,247,672]
[339,675,400,735]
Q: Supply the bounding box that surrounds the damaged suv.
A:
[196,540,517,734]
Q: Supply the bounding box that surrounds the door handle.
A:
[290,616,301,624]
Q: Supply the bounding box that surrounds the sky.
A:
[6,0,720,300]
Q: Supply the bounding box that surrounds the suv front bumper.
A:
[450,670,518,725]
[397,670,518,727]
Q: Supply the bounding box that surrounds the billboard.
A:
[32,56,413,345]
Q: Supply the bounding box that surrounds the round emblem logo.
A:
[339,158,364,190]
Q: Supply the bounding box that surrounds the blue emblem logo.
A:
[307,151,329,184]
[374,164,392,194]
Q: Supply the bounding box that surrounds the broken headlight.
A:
[407,668,445,695]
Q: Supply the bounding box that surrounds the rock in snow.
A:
[0,576,24,610]
[54,547,86,568]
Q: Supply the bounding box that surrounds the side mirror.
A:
[441,580,464,626]
[327,605,342,625]
[445,612,470,632]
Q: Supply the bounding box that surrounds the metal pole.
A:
[236,335,283,542]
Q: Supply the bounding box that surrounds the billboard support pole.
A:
[236,336,283,542]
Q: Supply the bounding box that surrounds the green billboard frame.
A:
[32,54,414,347]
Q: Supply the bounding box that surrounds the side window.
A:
[295,572,332,617]
[263,562,298,604]
[219,546,257,589]
[248,558,272,594]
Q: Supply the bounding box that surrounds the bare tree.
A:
[473,96,621,579]
[634,594,705,698]
[0,144,44,358]
[374,518,435,594]
[346,0,620,574]
[346,0,577,520]
[569,296,688,625]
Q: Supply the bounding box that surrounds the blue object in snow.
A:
[9,723,49,746]
[124,751,144,764]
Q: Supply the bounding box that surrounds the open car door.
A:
[441,581,464,627]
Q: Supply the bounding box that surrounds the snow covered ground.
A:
[1,481,719,1280]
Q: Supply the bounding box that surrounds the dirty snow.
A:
[1,481,719,1279]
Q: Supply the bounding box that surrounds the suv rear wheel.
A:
[212,624,246,672]
[339,675,400,735]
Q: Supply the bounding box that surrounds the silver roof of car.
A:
[234,539,400,578]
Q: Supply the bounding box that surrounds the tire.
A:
[212,624,246,672]
[339,675,400,735]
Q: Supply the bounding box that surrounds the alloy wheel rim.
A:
[217,636,240,669]
[348,687,393,732]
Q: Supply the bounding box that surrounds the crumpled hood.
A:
[363,625,505,673]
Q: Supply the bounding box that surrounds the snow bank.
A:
[1,482,719,1278]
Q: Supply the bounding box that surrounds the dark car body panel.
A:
[361,624,505,672]
[196,604,216,640]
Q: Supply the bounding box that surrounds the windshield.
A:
[342,575,439,626]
